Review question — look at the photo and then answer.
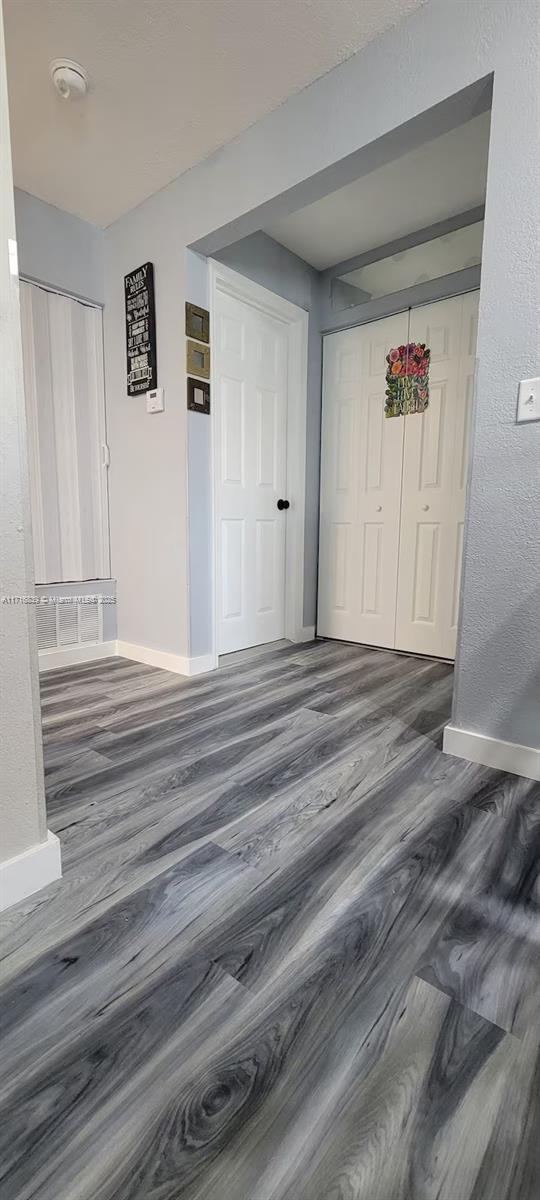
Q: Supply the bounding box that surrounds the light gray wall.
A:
[14,188,104,304]
[451,43,540,749]
[1,32,48,862]
[104,0,540,750]
[104,184,189,657]
[214,232,322,634]
[215,231,319,314]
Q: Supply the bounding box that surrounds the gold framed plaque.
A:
[186,339,210,379]
[185,302,209,344]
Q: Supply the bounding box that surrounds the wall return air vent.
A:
[36,598,103,652]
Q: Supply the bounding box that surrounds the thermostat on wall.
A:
[146,387,164,413]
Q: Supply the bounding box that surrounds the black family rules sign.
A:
[124,262,157,395]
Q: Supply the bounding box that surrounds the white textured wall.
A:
[104,0,540,748]
[0,20,48,860]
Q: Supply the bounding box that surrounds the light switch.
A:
[516,377,540,424]
[146,387,164,413]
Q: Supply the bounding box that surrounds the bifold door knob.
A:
[277,498,290,510]
[376,505,383,512]
[422,504,430,511]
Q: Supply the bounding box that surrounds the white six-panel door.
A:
[318,291,479,660]
[215,289,289,654]
[317,312,408,648]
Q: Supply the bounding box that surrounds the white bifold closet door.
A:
[318,312,406,649]
[19,282,110,584]
[395,292,478,658]
[318,291,479,660]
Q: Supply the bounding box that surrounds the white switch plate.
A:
[516,377,540,424]
[146,387,164,413]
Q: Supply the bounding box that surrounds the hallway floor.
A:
[1,641,539,1199]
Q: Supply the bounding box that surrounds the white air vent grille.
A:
[36,599,104,651]
[36,604,57,651]
[79,603,101,643]
[58,604,79,646]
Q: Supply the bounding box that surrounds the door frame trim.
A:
[208,260,309,666]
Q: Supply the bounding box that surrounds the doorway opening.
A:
[195,88,491,676]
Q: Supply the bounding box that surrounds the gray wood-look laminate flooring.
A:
[1,639,539,1200]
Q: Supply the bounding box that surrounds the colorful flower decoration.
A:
[385,342,431,417]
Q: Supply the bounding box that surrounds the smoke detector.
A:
[50,59,89,100]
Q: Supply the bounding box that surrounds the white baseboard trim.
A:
[0,830,62,912]
[293,625,316,643]
[116,640,216,677]
[39,638,218,678]
[39,641,117,672]
[443,723,540,782]
[184,653,216,676]
[116,640,189,674]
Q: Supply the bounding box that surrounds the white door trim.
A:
[209,260,309,668]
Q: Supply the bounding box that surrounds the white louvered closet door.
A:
[19,282,110,584]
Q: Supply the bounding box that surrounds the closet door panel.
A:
[20,284,63,584]
[395,292,479,659]
[48,292,84,581]
[20,282,109,584]
[318,330,361,638]
[70,300,111,580]
[318,313,407,648]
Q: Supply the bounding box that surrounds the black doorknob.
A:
[277,498,290,510]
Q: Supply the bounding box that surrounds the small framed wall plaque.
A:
[186,302,209,344]
[187,376,210,415]
[186,339,210,379]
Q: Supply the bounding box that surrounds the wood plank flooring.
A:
[0,640,539,1199]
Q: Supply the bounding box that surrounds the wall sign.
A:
[124,262,157,395]
[187,376,210,414]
